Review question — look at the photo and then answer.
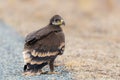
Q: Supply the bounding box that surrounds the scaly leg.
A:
[48,60,59,74]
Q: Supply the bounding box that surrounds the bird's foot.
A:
[22,71,36,76]
[38,70,48,74]
[22,69,44,76]
[47,71,60,74]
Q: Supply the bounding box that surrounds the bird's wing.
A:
[30,30,65,56]
[25,27,52,45]
[23,30,65,64]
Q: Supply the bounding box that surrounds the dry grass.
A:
[57,36,120,79]
[0,0,120,79]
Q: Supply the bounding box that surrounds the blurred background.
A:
[0,0,120,79]
[0,0,120,37]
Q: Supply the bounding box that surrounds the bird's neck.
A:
[48,24,62,31]
[53,25,60,28]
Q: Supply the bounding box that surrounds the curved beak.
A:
[61,20,65,26]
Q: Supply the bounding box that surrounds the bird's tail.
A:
[23,62,48,72]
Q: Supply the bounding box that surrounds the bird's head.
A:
[50,15,65,26]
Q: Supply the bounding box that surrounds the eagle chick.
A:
[22,15,65,76]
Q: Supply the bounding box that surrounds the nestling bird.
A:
[22,15,65,76]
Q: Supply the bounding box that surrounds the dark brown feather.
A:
[23,25,65,65]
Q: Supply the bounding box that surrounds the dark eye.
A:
[55,19,60,22]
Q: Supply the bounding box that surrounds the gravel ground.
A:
[0,21,73,80]
[1,1,120,80]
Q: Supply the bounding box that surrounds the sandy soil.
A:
[0,0,120,79]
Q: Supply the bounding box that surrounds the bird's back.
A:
[24,26,65,51]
